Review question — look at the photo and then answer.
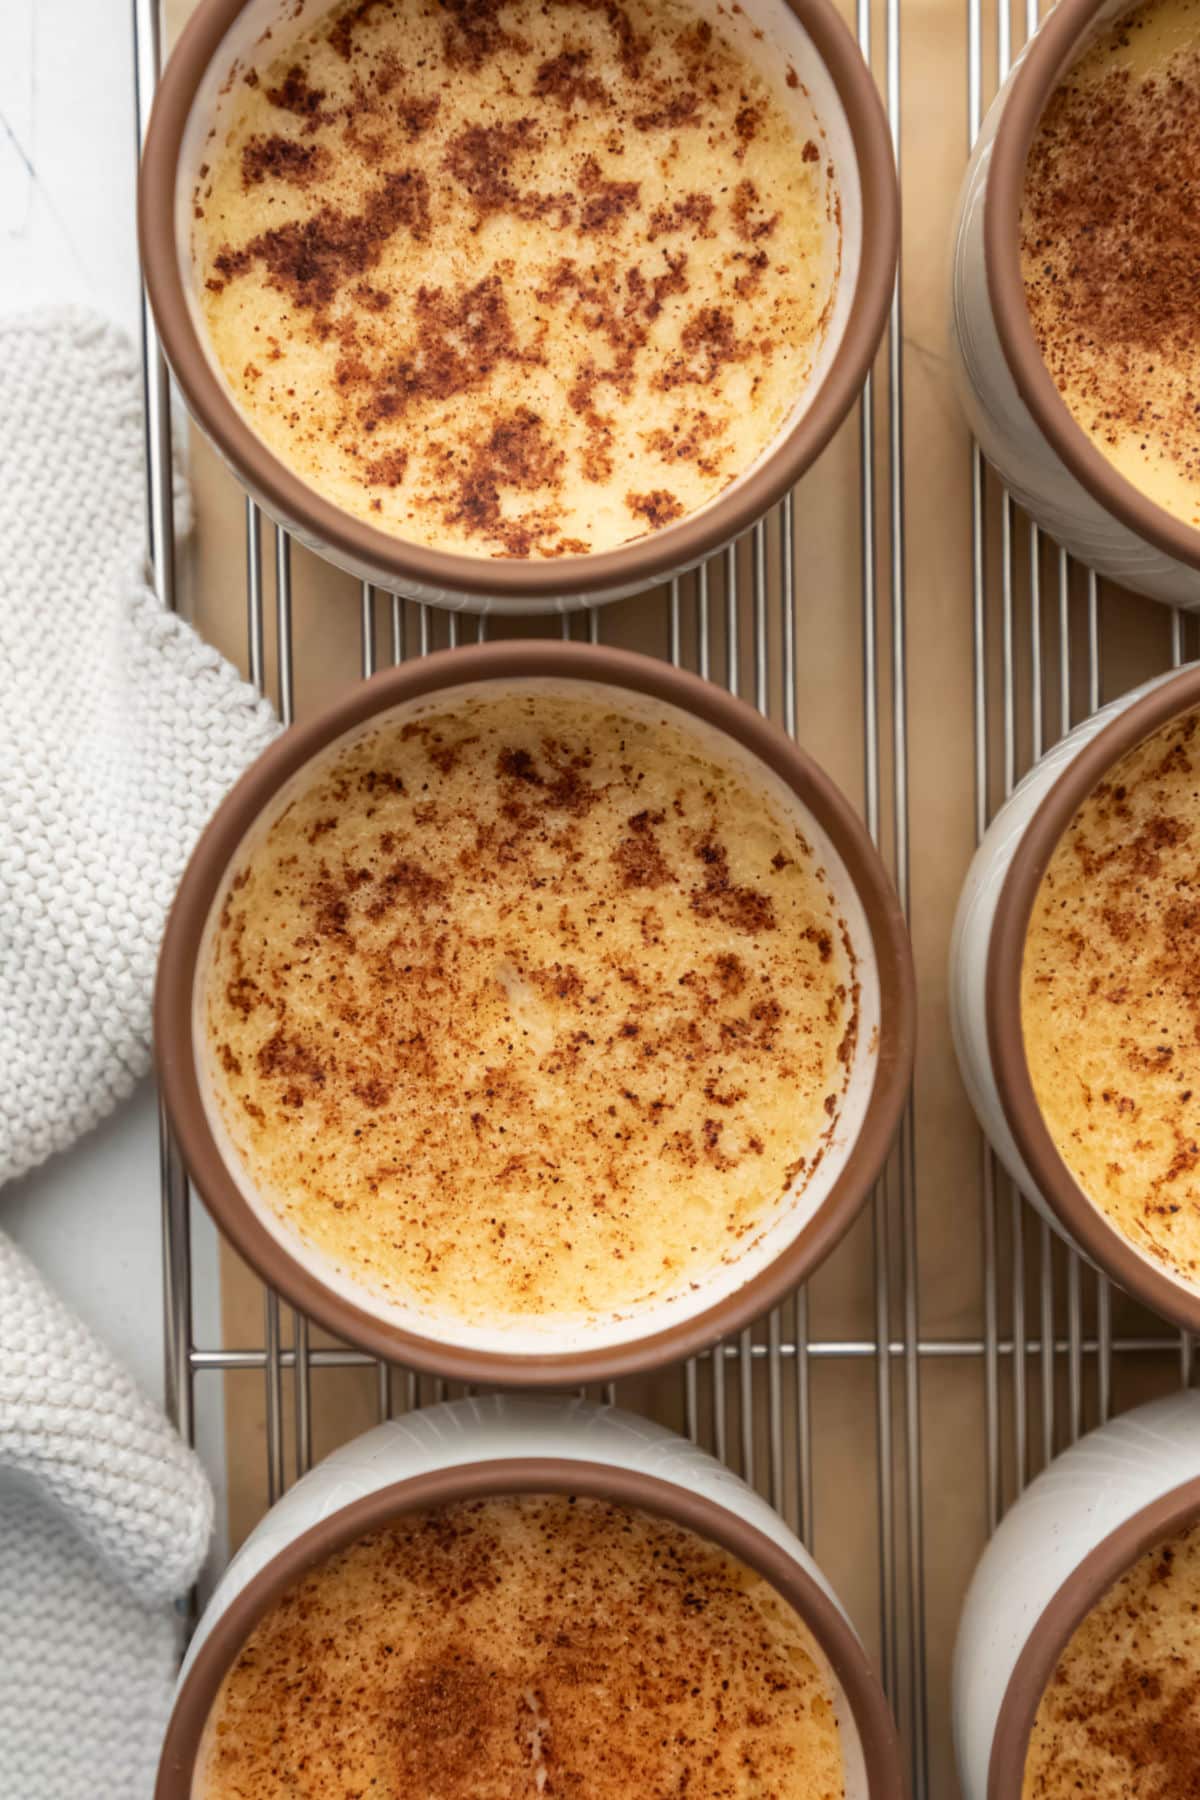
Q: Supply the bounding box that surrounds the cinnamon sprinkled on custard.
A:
[202,689,856,1330]
[1022,706,1200,1290]
[195,0,837,558]
[197,1495,845,1800]
[1023,1520,1200,1798]
[1021,0,1200,528]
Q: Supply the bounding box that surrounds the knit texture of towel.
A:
[0,1240,214,1798]
[0,308,280,1798]
[0,310,278,1186]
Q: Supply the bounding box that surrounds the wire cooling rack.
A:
[134,0,1197,1792]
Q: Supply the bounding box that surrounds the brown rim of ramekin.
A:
[138,0,898,609]
[155,640,915,1386]
[984,0,1200,579]
[986,1471,1200,1797]
[986,662,1200,1334]
[156,1455,905,1798]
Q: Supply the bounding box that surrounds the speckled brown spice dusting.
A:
[1021,0,1200,528]
[241,134,333,187]
[328,0,394,59]
[203,688,858,1332]
[647,191,716,240]
[362,275,532,431]
[533,44,611,107]
[441,0,526,71]
[196,0,840,556]
[577,155,641,231]
[210,167,430,306]
[264,64,329,123]
[1023,704,1200,1294]
[196,1495,846,1800]
[362,446,408,485]
[1023,1519,1200,1798]
[731,177,781,241]
[625,487,684,527]
[642,407,728,477]
[631,89,700,130]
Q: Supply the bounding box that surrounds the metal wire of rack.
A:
[133,0,1197,1793]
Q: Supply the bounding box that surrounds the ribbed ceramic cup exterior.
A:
[953,1389,1200,1798]
[159,1398,904,1797]
[950,0,1200,608]
[949,665,1181,1247]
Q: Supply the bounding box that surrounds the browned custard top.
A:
[1023,1519,1200,1798]
[202,689,857,1333]
[196,1495,846,1800]
[195,0,839,558]
[1021,0,1200,527]
[1022,705,1200,1293]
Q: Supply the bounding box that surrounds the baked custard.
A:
[194,0,840,558]
[1023,1519,1200,1798]
[196,1494,846,1800]
[1021,0,1200,528]
[1022,706,1200,1291]
[201,686,858,1333]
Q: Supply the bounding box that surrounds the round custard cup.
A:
[156,640,915,1385]
[157,1396,904,1798]
[952,1388,1200,1799]
[950,661,1200,1336]
[950,0,1200,607]
[137,0,898,616]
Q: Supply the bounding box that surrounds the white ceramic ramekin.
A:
[950,0,1200,608]
[139,0,897,615]
[156,1397,903,1797]
[953,1388,1200,1798]
[949,661,1200,1334]
[156,641,915,1388]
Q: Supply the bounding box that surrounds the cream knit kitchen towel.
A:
[0,1238,214,1799]
[0,308,278,1186]
[0,308,279,1797]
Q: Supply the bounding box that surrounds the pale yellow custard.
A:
[194,0,839,558]
[196,1494,846,1800]
[202,689,858,1332]
[1023,1520,1200,1798]
[1021,0,1200,528]
[1022,706,1200,1291]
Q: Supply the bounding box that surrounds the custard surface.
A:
[1021,0,1200,528]
[203,689,857,1331]
[1022,706,1200,1292]
[197,1494,845,1800]
[195,0,839,558]
[1023,1520,1200,1798]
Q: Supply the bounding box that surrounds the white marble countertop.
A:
[2,0,226,1543]
[1,0,141,338]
